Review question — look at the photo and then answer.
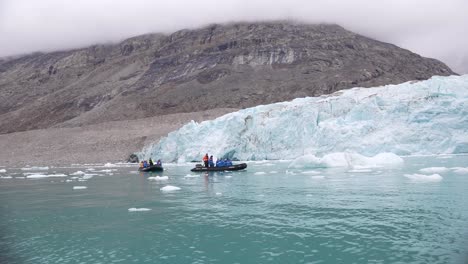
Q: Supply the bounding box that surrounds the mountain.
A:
[0,22,455,134]
[140,75,468,162]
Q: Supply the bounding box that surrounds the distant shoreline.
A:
[0,108,237,167]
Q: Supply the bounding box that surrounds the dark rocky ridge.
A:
[0,22,455,134]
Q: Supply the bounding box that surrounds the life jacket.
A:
[203,155,209,162]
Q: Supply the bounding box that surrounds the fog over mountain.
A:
[1,0,467,73]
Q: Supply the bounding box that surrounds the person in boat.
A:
[139,161,144,168]
[209,156,214,167]
[156,159,162,166]
[203,153,209,167]
[149,158,154,166]
[143,160,148,168]
[225,158,232,166]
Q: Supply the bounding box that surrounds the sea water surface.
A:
[1,155,468,264]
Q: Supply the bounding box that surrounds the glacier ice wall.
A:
[140,75,468,162]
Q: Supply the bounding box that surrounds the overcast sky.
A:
[1,0,467,73]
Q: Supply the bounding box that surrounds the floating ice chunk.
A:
[254,172,266,175]
[71,171,85,176]
[311,175,325,179]
[269,171,278,174]
[0,176,12,179]
[404,174,443,182]
[21,166,49,171]
[419,167,449,173]
[184,174,200,178]
[26,174,49,179]
[225,176,232,178]
[348,169,373,173]
[82,174,97,179]
[73,186,87,190]
[160,185,181,192]
[99,169,114,173]
[47,174,67,177]
[148,176,169,181]
[86,168,95,171]
[216,192,222,196]
[103,163,116,167]
[128,208,151,212]
[65,179,73,182]
[301,170,321,175]
[451,167,468,174]
[289,152,403,169]
[0,169,6,173]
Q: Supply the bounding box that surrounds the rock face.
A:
[0,22,455,134]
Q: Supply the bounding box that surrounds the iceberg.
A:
[140,75,468,162]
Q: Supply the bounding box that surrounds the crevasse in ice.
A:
[139,75,468,162]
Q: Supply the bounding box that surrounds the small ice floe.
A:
[99,169,114,173]
[103,163,117,167]
[225,175,232,178]
[347,169,373,173]
[306,194,313,197]
[0,169,6,173]
[451,167,468,174]
[160,185,181,192]
[184,174,199,178]
[404,173,443,182]
[254,172,266,175]
[78,179,87,182]
[301,170,321,175]
[26,174,67,179]
[86,168,95,171]
[269,171,278,174]
[21,166,49,171]
[0,176,12,179]
[82,174,97,179]
[215,192,222,196]
[311,175,325,180]
[65,179,73,182]
[71,171,85,176]
[418,167,449,174]
[148,176,169,181]
[73,186,87,190]
[128,208,151,212]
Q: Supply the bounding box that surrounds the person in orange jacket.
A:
[203,153,209,167]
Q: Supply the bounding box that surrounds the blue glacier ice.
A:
[140,75,468,163]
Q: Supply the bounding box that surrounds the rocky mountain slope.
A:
[0,22,455,134]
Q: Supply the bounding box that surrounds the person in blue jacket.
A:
[209,156,214,167]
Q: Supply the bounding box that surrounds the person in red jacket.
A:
[203,153,209,167]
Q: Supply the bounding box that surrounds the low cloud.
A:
[1,0,467,73]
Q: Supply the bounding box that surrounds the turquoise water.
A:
[1,155,468,264]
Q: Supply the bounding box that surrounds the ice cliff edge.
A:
[140,75,468,162]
